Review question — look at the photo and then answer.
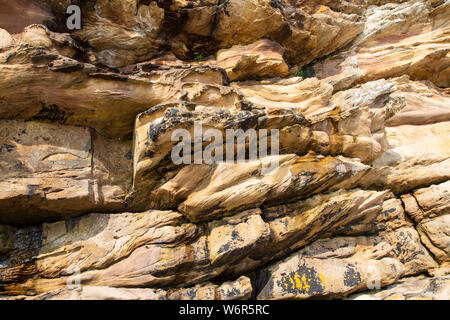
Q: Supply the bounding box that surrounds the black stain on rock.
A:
[343,264,362,288]
[0,144,16,153]
[277,263,325,296]
[32,103,73,124]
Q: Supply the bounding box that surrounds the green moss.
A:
[194,54,205,62]
[297,68,305,77]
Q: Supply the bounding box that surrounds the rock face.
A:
[216,39,289,81]
[0,0,449,300]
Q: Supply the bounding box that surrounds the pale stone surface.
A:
[232,78,405,163]
[351,275,450,300]
[0,120,132,225]
[418,215,450,263]
[0,0,448,301]
[312,1,450,89]
[360,121,450,193]
[0,28,14,49]
[256,235,405,300]
[153,154,370,221]
[24,276,252,300]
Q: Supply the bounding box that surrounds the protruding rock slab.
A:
[351,275,450,300]
[0,27,241,138]
[22,276,252,301]
[312,1,450,89]
[216,39,289,81]
[0,120,132,225]
[256,236,405,300]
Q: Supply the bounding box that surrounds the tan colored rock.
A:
[74,0,166,68]
[167,276,253,300]
[0,0,449,302]
[24,275,252,300]
[208,212,271,266]
[256,235,405,300]
[351,275,450,300]
[263,189,401,256]
[231,77,335,122]
[30,286,166,301]
[0,120,132,225]
[0,120,92,225]
[384,227,439,276]
[233,78,405,163]
[418,215,450,263]
[216,39,289,81]
[152,154,369,221]
[0,28,14,49]
[0,30,242,138]
[0,187,411,297]
[312,1,450,89]
[414,180,450,220]
[387,77,450,127]
[402,180,450,224]
[360,121,450,193]
[0,210,209,295]
[42,0,365,67]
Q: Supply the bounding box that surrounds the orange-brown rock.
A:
[0,0,449,301]
[216,39,289,81]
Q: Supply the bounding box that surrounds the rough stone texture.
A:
[0,0,449,300]
[216,39,289,81]
[19,275,252,300]
[312,0,450,90]
[0,120,132,225]
[256,235,405,300]
[351,275,450,300]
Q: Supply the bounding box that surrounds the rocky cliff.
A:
[0,0,449,300]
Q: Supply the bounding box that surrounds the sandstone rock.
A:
[386,77,450,127]
[384,227,439,276]
[233,78,405,163]
[28,0,365,67]
[0,210,207,295]
[256,235,405,300]
[152,154,370,221]
[0,0,56,34]
[208,212,271,266]
[167,276,253,300]
[0,31,243,138]
[351,275,450,300]
[216,39,289,81]
[0,29,14,49]
[418,215,450,263]
[0,120,132,225]
[0,188,412,297]
[73,0,166,68]
[312,1,450,89]
[0,0,449,302]
[23,275,252,300]
[360,121,450,193]
[402,180,450,224]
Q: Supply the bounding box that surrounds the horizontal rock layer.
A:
[0,0,449,300]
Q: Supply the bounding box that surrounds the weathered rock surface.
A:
[0,0,448,300]
[351,275,450,300]
[0,120,132,225]
[216,39,289,81]
[312,0,450,90]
